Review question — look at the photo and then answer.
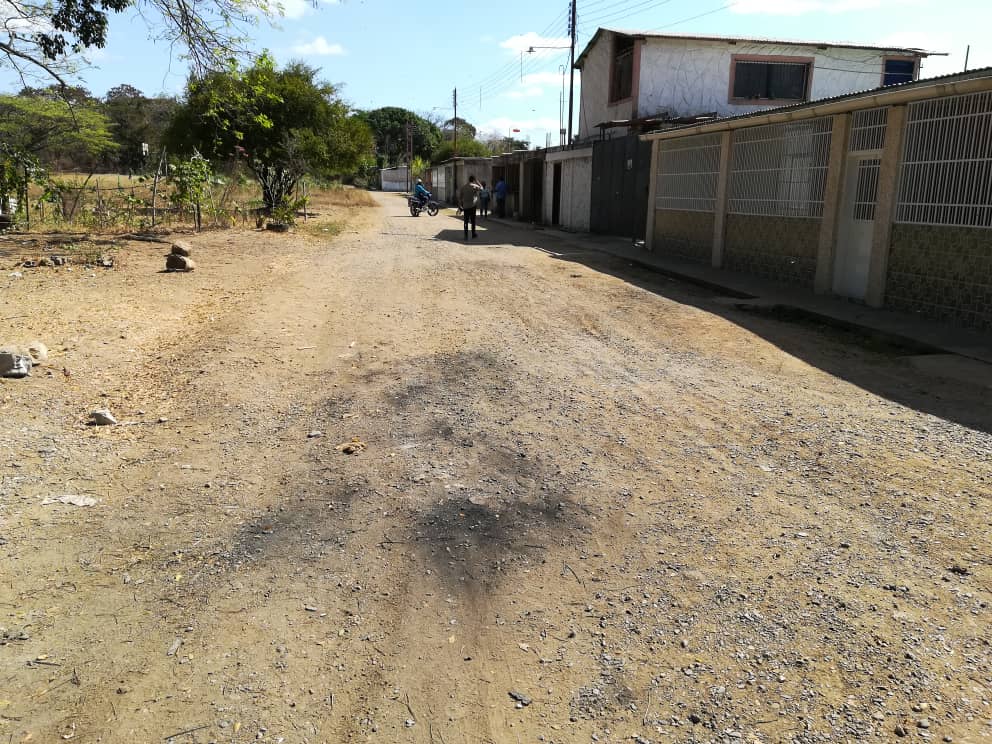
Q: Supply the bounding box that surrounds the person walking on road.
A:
[494,178,508,218]
[478,181,491,218]
[458,175,482,240]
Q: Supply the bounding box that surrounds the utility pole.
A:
[405,120,414,192]
[453,87,458,194]
[567,0,577,147]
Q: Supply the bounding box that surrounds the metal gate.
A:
[590,133,652,239]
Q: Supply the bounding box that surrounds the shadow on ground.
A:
[436,222,992,435]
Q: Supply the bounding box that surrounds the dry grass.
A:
[314,186,378,208]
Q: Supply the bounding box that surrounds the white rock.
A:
[90,408,118,426]
[27,341,48,365]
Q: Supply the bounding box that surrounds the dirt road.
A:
[1,192,990,744]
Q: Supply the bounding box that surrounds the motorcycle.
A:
[408,194,439,217]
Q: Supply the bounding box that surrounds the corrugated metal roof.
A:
[575,27,940,69]
[640,65,992,136]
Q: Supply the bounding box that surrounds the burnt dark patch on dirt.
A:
[367,349,598,592]
[218,472,371,569]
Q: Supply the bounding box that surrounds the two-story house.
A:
[575,29,935,139]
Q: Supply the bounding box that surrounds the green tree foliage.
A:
[358,107,441,168]
[0,94,117,169]
[165,54,374,211]
[443,117,477,142]
[430,139,491,164]
[1,0,272,85]
[103,85,180,172]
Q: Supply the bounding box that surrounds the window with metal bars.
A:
[655,134,722,212]
[728,118,832,218]
[896,91,992,228]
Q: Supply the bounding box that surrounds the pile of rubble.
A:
[0,341,48,379]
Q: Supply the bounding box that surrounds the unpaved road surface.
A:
[1,193,991,744]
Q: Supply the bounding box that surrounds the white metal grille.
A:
[850,108,888,152]
[853,158,881,221]
[896,91,992,228]
[655,133,722,212]
[728,118,832,218]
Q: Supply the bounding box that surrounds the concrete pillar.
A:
[644,140,660,252]
[865,104,907,307]
[815,113,852,294]
[711,131,733,269]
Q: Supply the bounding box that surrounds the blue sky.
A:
[2,0,990,146]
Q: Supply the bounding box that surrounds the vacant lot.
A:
[1,192,989,744]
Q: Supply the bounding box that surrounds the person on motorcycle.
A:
[413,179,431,207]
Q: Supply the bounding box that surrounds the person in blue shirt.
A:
[494,178,508,217]
[413,179,431,207]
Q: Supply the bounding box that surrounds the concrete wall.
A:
[543,148,593,231]
[724,214,820,287]
[380,167,409,192]
[653,209,714,264]
[638,38,893,121]
[886,224,992,330]
[579,31,903,138]
[578,32,635,140]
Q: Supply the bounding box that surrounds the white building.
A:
[575,29,935,140]
[380,166,410,192]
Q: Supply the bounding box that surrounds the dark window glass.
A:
[883,59,916,86]
[732,61,809,102]
[610,36,635,102]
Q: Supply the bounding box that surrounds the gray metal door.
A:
[590,134,651,239]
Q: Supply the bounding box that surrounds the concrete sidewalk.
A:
[483,216,992,366]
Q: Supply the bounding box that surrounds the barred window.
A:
[728,118,832,218]
[655,134,722,213]
[896,91,992,228]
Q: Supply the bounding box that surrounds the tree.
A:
[103,85,180,172]
[480,133,529,154]
[443,117,477,142]
[430,139,491,164]
[0,0,273,86]
[0,94,117,169]
[165,54,374,211]
[358,107,441,168]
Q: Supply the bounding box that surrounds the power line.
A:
[581,0,678,28]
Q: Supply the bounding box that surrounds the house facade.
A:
[575,29,933,140]
[643,68,992,331]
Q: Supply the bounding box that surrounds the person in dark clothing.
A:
[494,178,508,217]
[458,175,481,240]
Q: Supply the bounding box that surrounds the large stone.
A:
[170,241,193,257]
[90,408,118,426]
[165,254,195,271]
[0,350,32,378]
[27,341,48,365]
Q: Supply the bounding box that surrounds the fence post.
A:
[814,113,851,294]
[644,140,659,252]
[151,148,166,228]
[865,104,907,308]
[711,132,732,269]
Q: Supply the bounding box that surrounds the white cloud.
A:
[292,36,346,56]
[483,116,561,133]
[276,0,339,20]
[506,86,545,99]
[499,32,570,55]
[731,0,911,14]
[522,71,566,86]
